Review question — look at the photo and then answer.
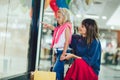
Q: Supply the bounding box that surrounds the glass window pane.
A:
[0,0,31,78]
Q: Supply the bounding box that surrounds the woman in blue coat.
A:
[63,18,102,80]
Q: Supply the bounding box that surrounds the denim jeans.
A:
[53,49,71,80]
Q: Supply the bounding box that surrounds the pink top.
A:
[51,22,72,48]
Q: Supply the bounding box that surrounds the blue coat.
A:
[70,34,102,75]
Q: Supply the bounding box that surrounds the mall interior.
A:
[0,0,120,80]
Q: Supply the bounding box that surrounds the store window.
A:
[0,0,31,78]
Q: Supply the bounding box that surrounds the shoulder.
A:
[72,34,81,39]
[65,22,72,25]
[91,38,101,47]
[64,22,72,28]
[93,38,100,44]
[71,34,82,42]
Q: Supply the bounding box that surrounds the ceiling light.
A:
[76,14,82,18]
[111,26,114,29]
[84,14,99,19]
[102,16,107,20]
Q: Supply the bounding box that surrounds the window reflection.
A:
[0,0,31,78]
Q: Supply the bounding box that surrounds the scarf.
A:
[51,22,72,48]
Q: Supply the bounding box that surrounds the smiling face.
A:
[56,11,64,25]
[78,24,87,37]
[56,8,71,25]
[79,18,99,44]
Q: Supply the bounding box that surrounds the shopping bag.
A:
[31,70,56,80]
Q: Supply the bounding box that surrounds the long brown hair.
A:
[82,18,99,44]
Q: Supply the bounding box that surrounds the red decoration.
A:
[50,0,59,17]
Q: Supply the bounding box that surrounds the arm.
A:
[65,54,81,60]
[65,39,101,64]
[82,40,101,66]
[40,22,55,30]
[63,27,70,54]
[60,27,71,61]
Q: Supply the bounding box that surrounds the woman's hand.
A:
[60,54,66,61]
[65,54,81,60]
[65,54,74,60]
[60,53,73,61]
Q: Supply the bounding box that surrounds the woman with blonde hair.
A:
[41,8,73,80]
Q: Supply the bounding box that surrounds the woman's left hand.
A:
[60,53,74,61]
[60,54,66,61]
[65,54,74,60]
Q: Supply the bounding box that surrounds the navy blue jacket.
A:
[70,34,101,75]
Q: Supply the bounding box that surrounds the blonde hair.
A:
[57,8,71,23]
